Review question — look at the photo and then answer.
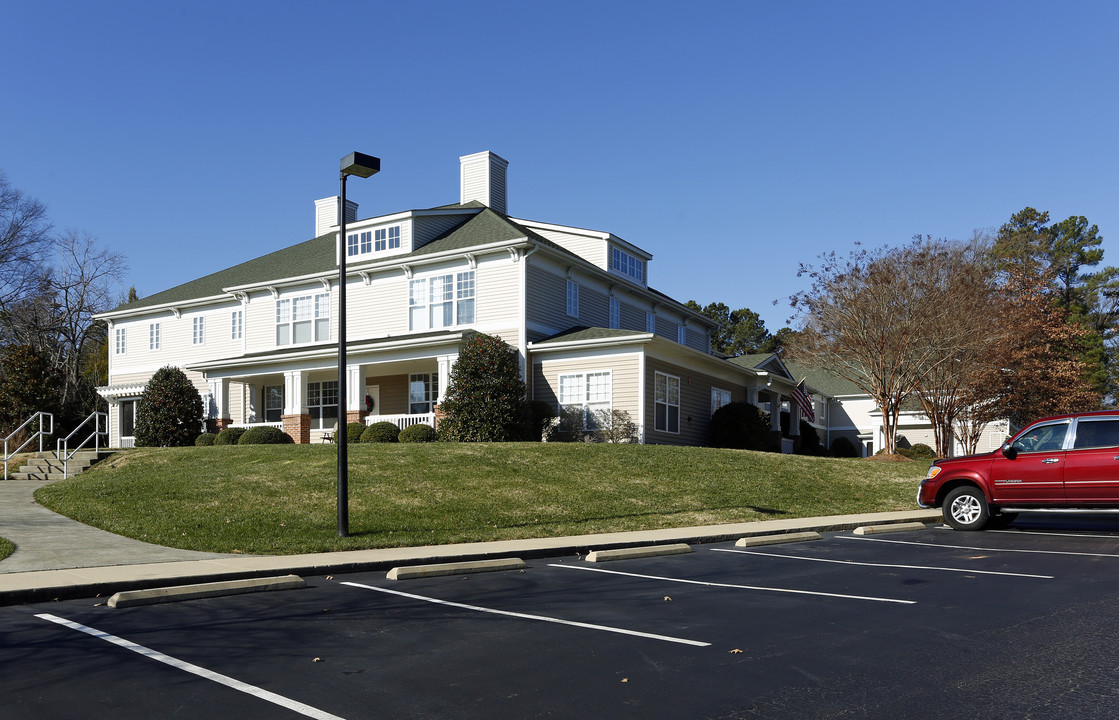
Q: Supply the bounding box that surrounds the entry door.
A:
[989,419,1070,504]
[365,385,380,416]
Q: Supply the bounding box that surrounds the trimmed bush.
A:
[593,409,638,443]
[710,402,771,450]
[195,433,217,446]
[909,443,936,460]
[238,426,294,445]
[399,423,438,443]
[345,422,365,444]
[796,420,825,455]
[437,332,528,442]
[134,366,204,447]
[361,421,400,443]
[528,401,558,441]
[831,436,859,458]
[214,427,247,445]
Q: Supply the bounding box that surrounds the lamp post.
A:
[337,151,380,537]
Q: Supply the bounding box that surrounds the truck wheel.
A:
[943,486,989,531]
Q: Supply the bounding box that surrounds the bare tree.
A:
[0,171,52,309]
[789,238,986,455]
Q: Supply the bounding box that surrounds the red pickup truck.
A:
[918,410,1119,530]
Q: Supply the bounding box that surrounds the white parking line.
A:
[547,563,916,604]
[35,613,345,720]
[839,535,1119,558]
[986,528,1119,540]
[711,547,1053,579]
[341,581,711,647]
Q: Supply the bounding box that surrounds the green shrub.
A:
[134,366,204,447]
[214,427,247,445]
[195,433,216,446]
[895,447,915,459]
[399,423,438,443]
[909,443,936,459]
[437,332,528,442]
[710,402,771,450]
[831,436,859,458]
[361,421,400,443]
[796,420,825,455]
[238,426,294,445]
[344,422,365,444]
[593,409,638,443]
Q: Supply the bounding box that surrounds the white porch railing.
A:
[365,413,435,430]
[229,422,284,430]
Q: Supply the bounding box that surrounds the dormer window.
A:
[611,247,645,284]
[347,224,401,257]
[375,226,400,251]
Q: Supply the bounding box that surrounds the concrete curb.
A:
[107,575,306,608]
[387,558,526,580]
[852,522,929,536]
[0,509,942,606]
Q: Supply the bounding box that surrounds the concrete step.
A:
[7,450,117,481]
[10,470,81,481]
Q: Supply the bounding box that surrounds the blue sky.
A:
[3,1,1116,331]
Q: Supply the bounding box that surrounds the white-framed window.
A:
[609,297,620,329]
[231,310,243,341]
[375,226,400,251]
[275,293,330,345]
[611,246,645,283]
[115,327,126,355]
[408,271,475,331]
[655,371,681,433]
[646,311,656,334]
[264,385,283,423]
[559,370,612,429]
[307,380,338,430]
[711,387,732,415]
[677,324,687,345]
[149,323,160,351]
[192,316,205,345]
[409,373,439,414]
[566,279,580,317]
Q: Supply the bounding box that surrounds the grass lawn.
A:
[0,537,13,561]
[34,443,928,555]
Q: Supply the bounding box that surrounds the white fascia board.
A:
[512,217,654,261]
[186,332,467,374]
[95,295,233,321]
[528,332,655,354]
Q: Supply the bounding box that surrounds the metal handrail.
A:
[56,411,108,477]
[3,412,54,478]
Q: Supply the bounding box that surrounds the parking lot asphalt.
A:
[0,471,941,605]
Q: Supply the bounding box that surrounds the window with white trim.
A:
[192,316,205,345]
[408,271,475,331]
[375,226,400,251]
[409,373,439,414]
[231,310,242,341]
[609,297,620,329]
[611,246,645,283]
[307,380,338,430]
[655,371,680,433]
[559,371,612,430]
[711,388,732,415]
[149,323,160,351]
[646,311,656,334]
[115,327,126,355]
[566,279,579,317]
[275,293,330,345]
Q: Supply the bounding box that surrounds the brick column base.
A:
[433,404,445,430]
[346,410,364,424]
[282,414,311,444]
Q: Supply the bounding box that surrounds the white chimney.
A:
[314,196,358,237]
[459,151,508,214]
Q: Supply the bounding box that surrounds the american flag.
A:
[791,380,815,423]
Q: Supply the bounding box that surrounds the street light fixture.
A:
[338,151,380,538]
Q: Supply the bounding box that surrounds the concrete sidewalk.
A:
[0,473,941,605]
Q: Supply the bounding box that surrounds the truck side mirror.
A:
[1001,443,1018,460]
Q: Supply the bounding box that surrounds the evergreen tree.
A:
[438,333,528,442]
[134,366,204,447]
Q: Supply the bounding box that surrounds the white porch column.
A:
[790,402,801,436]
[436,354,457,403]
[747,387,759,406]
[284,371,305,415]
[346,364,362,415]
[247,385,259,423]
[770,394,782,432]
